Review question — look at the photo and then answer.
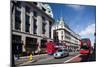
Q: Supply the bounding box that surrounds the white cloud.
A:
[79,23,95,35]
[78,23,96,47]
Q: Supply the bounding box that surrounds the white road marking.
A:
[64,54,81,63]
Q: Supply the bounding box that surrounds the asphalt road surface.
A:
[20,52,80,66]
[15,51,95,66]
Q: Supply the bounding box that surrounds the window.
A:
[58,50,62,52]
[42,7,46,12]
[53,30,59,42]
[48,11,51,13]
[42,22,46,34]
[42,16,45,21]
[65,35,70,39]
[16,1,21,8]
[25,15,30,24]
[33,2,37,5]
[25,6,30,13]
[15,22,21,30]
[61,36,63,40]
[61,25,63,28]
[33,18,37,34]
[41,39,47,48]
[42,16,46,34]
[15,9,21,30]
[12,35,22,54]
[25,14,30,32]
[56,32,58,35]
[61,31,63,34]
[26,25,30,32]
[49,21,52,38]
[33,11,37,17]
[25,37,37,52]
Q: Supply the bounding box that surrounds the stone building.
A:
[11,1,54,55]
[51,17,80,51]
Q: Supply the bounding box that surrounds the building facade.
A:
[11,1,54,55]
[51,17,80,51]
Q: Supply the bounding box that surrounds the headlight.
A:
[57,53,61,56]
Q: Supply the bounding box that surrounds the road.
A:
[67,51,96,63]
[17,52,80,66]
[32,54,79,65]
[15,51,95,66]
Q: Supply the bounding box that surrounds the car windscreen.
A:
[64,49,68,51]
[58,50,62,52]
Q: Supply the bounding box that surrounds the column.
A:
[22,35,26,52]
[45,20,49,38]
[36,38,42,53]
[51,26,54,39]
[37,15,42,36]
[21,5,25,32]
[30,11,33,34]
[12,6,15,30]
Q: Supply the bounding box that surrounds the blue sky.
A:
[49,3,96,46]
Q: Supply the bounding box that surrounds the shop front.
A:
[25,37,37,55]
[12,35,22,57]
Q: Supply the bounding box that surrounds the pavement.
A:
[15,54,52,66]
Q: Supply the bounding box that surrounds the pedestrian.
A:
[29,52,33,61]
[15,45,20,60]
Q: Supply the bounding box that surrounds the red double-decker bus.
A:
[46,41,56,55]
[80,38,92,55]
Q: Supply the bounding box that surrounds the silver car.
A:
[54,49,69,59]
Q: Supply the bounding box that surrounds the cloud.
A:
[67,4,84,11]
[78,23,96,47]
[79,23,95,35]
